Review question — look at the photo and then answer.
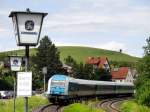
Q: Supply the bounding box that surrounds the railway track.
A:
[33,104,62,112]
[96,98,128,112]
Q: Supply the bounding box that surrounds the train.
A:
[46,74,134,103]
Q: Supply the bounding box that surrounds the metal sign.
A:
[17,72,32,97]
[42,67,47,74]
[10,57,22,71]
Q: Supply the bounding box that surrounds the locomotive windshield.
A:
[51,80,65,87]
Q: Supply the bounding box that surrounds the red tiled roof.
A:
[86,57,107,66]
[99,57,107,67]
[111,67,129,79]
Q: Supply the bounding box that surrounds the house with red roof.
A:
[111,67,134,83]
[85,57,110,72]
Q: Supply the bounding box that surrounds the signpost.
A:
[9,9,47,112]
[9,56,22,112]
[42,67,47,92]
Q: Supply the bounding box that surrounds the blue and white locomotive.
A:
[46,74,134,103]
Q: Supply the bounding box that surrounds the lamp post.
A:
[9,9,47,112]
[9,56,22,112]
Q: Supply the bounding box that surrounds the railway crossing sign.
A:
[17,72,32,97]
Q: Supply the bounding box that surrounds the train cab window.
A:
[51,80,65,87]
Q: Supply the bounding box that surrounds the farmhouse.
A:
[111,67,135,83]
[85,57,111,72]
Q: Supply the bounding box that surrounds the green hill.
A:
[0,46,139,63]
[58,46,139,63]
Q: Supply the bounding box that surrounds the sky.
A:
[0,0,150,57]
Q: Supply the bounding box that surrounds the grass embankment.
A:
[121,100,150,112]
[0,95,48,112]
[63,103,105,112]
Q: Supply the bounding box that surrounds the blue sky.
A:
[0,0,150,57]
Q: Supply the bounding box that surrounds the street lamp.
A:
[9,9,47,112]
[9,8,47,46]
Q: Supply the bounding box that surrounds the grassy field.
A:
[121,100,150,112]
[0,95,49,112]
[63,103,105,112]
[0,46,139,63]
[58,46,139,63]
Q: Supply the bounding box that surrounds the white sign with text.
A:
[17,72,32,97]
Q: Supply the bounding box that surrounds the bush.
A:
[0,76,13,90]
[135,79,150,106]
[135,55,150,106]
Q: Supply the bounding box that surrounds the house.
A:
[85,57,111,72]
[111,67,134,83]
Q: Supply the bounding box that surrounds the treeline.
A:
[110,60,137,68]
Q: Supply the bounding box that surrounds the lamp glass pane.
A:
[17,13,42,45]
[12,16,19,44]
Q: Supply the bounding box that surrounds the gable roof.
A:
[86,57,108,66]
[111,67,129,79]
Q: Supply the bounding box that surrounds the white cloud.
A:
[44,4,150,36]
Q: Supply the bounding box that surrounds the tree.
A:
[143,37,150,55]
[135,37,150,106]
[64,56,93,79]
[33,36,62,83]
[135,55,150,106]
[93,68,111,81]
[64,55,77,68]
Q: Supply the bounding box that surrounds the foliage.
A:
[0,95,49,112]
[30,62,43,90]
[143,37,150,55]
[121,100,150,112]
[63,103,104,112]
[75,63,94,80]
[135,37,150,106]
[64,56,93,79]
[64,55,77,67]
[135,56,150,106]
[33,36,62,83]
[93,68,111,81]
[0,77,13,90]
[110,60,136,68]
[0,70,13,90]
